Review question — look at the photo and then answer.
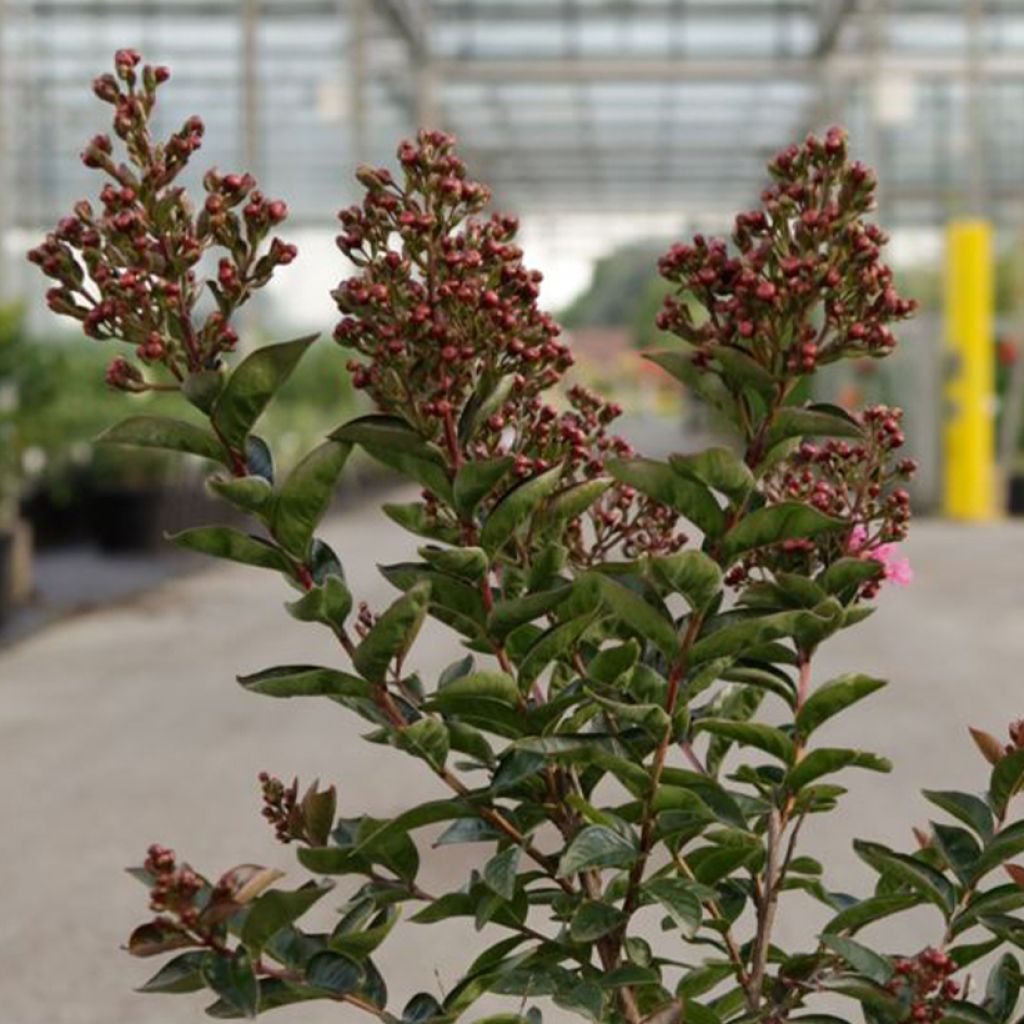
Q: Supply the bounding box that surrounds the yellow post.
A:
[944,219,996,521]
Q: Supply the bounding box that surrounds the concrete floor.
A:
[2,499,1024,1023]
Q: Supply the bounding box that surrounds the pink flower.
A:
[847,524,913,587]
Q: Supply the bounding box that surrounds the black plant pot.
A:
[90,487,166,552]
[1009,475,1024,517]
[0,530,13,626]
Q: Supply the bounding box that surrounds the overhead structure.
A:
[0,0,1022,230]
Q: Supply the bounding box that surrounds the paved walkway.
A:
[2,500,1024,1022]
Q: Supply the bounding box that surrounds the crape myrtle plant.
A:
[31,50,1024,1024]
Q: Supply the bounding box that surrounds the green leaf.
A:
[765,405,864,448]
[432,671,520,713]
[285,574,353,630]
[695,719,795,763]
[645,878,702,936]
[647,550,722,612]
[606,457,724,537]
[822,975,902,1015]
[923,790,994,842]
[241,882,333,953]
[207,475,274,517]
[972,821,1024,880]
[518,613,597,688]
[212,335,317,448]
[943,1003,1000,1024]
[403,993,445,1024]
[201,948,260,1019]
[785,748,891,792]
[98,415,226,463]
[453,457,514,517]
[419,545,489,581]
[182,368,224,413]
[237,664,372,701]
[542,478,613,530]
[353,582,431,684]
[272,441,351,558]
[483,847,521,901]
[588,572,678,660]
[722,502,845,563]
[557,825,638,877]
[570,901,626,942]
[127,919,195,958]
[644,348,738,418]
[397,718,449,772]
[985,953,1021,1022]
[707,344,777,398]
[205,979,323,1018]
[488,585,571,639]
[305,950,364,996]
[932,823,982,884]
[853,839,957,915]
[480,465,563,552]
[991,747,1024,818]
[669,447,754,504]
[819,557,883,597]
[330,415,452,500]
[823,892,924,934]
[795,674,887,738]
[169,527,291,573]
[820,934,892,984]
[137,951,207,993]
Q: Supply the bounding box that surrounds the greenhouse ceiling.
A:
[2,0,1024,230]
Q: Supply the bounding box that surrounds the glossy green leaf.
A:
[213,335,317,448]
[853,839,957,914]
[305,950,364,996]
[480,465,563,552]
[823,892,924,934]
[487,585,571,639]
[721,502,845,562]
[785,748,891,792]
[670,447,755,503]
[647,550,722,611]
[207,475,274,517]
[557,825,638,877]
[483,847,521,901]
[820,934,892,983]
[645,878,702,936]
[237,664,372,701]
[272,440,351,558]
[353,582,431,683]
[98,414,226,463]
[795,674,887,738]
[542,478,613,530]
[201,948,260,1019]
[765,405,864,448]
[453,456,514,517]
[241,882,333,953]
[695,719,795,763]
[169,527,291,573]
[606,457,724,537]
[821,975,902,1015]
[588,572,678,659]
[991,747,1024,819]
[136,951,207,993]
[285,574,353,630]
[127,920,194,958]
[985,953,1021,1022]
[397,717,449,772]
[923,790,994,842]
[570,900,626,942]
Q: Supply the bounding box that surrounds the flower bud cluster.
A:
[885,948,959,1022]
[27,50,295,390]
[144,843,205,929]
[335,133,686,560]
[656,127,915,395]
[726,405,914,592]
[333,130,571,441]
[259,772,301,844]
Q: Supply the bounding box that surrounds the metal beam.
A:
[374,0,427,61]
[438,53,1024,83]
